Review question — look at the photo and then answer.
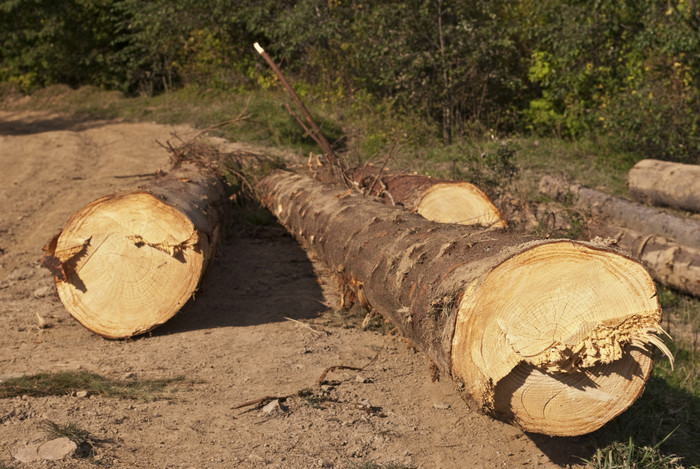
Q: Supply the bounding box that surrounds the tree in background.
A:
[1,0,698,162]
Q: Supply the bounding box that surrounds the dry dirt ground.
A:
[0,110,593,468]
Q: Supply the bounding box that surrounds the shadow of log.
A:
[155,220,326,334]
[0,113,110,135]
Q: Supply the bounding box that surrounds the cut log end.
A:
[451,241,668,436]
[51,192,205,339]
[416,182,507,228]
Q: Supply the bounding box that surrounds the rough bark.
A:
[42,162,225,339]
[590,223,700,297]
[348,165,506,228]
[259,170,671,436]
[628,159,700,213]
[540,175,700,247]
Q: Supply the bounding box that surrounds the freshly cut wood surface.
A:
[628,159,700,213]
[590,222,700,297]
[540,175,700,247]
[348,166,506,228]
[43,163,225,338]
[259,170,670,436]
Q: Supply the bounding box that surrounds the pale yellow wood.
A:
[628,159,700,213]
[416,182,507,228]
[451,241,664,436]
[54,192,204,338]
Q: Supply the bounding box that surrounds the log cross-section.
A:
[260,170,670,436]
[347,166,506,228]
[43,162,225,339]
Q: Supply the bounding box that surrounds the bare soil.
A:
[0,111,590,468]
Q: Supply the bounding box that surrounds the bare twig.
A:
[189,98,251,142]
[234,339,388,411]
[284,102,326,151]
[317,340,385,386]
[284,316,326,336]
[367,141,397,195]
[254,42,345,176]
[317,365,364,386]
[232,395,289,410]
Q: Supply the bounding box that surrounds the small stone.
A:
[432,402,450,410]
[38,437,78,460]
[354,375,372,383]
[14,443,40,463]
[75,390,89,398]
[261,399,284,415]
[14,438,77,462]
[123,372,136,379]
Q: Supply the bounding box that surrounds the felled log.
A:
[590,223,700,297]
[347,165,506,228]
[42,162,225,339]
[259,170,671,436]
[540,175,700,247]
[628,159,700,213]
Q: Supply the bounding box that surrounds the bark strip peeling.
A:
[260,171,670,436]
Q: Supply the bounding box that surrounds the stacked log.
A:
[539,175,700,296]
[539,175,700,247]
[42,162,225,338]
[628,159,700,213]
[260,170,671,436]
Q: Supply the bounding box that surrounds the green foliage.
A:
[2,0,699,160]
[521,0,700,162]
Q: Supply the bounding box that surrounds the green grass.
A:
[0,371,184,401]
[583,435,684,468]
[42,420,100,459]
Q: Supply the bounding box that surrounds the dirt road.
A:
[0,111,586,468]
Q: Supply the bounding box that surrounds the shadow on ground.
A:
[156,222,326,335]
[0,112,110,135]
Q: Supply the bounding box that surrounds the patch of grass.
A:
[0,371,184,401]
[583,435,683,469]
[42,420,100,459]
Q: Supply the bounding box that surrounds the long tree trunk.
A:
[628,159,700,213]
[590,222,700,297]
[540,175,700,247]
[259,170,670,437]
[348,165,506,228]
[42,162,225,339]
